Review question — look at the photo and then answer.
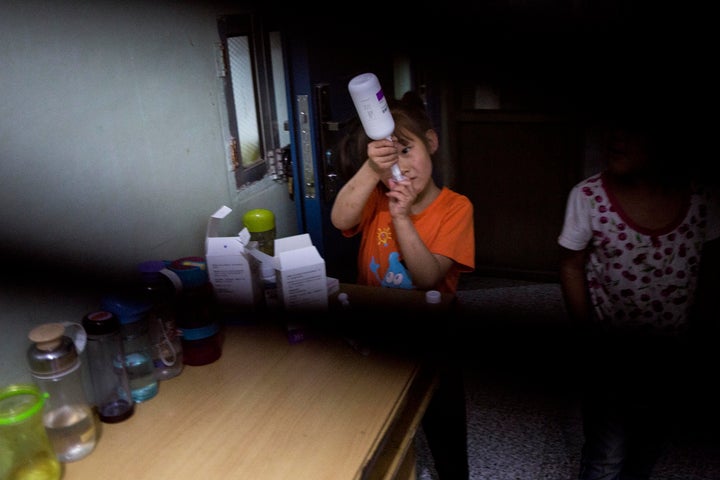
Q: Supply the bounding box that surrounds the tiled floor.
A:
[457,273,547,291]
[416,277,720,480]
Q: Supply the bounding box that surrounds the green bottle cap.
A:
[0,384,47,425]
[243,209,275,233]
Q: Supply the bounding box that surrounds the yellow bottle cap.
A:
[243,209,275,232]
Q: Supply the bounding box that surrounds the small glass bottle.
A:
[243,208,276,256]
[82,310,135,423]
[26,322,98,463]
[101,293,159,403]
[138,260,184,381]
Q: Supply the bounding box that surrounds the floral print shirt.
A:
[558,172,720,333]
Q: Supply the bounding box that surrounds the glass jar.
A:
[0,384,62,480]
[82,310,135,423]
[26,323,98,462]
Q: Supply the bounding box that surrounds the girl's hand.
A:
[386,177,415,218]
[366,138,398,177]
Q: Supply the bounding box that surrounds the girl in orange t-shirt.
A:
[331,92,475,294]
[331,89,475,480]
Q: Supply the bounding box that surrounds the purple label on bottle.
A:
[375,89,384,102]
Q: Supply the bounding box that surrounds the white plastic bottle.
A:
[348,73,405,181]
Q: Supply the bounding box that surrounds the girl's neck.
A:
[602,171,690,232]
[411,182,442,215]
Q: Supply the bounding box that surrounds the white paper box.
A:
[205,206,261,308]
[274,233,328,311]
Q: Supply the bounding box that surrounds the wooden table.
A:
[64,285,444,480]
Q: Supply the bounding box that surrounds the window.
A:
[217,14,289,188]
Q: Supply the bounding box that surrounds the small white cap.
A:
[425,290,441,304]
[338,292,350,307]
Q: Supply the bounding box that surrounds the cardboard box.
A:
[274,233,328,311]
[205,206,262,308]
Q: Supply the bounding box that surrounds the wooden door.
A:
[453,111,583,280]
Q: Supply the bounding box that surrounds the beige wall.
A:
[0,0,297,277]
[0,0,297,386]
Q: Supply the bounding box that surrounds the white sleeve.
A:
[557,183,593,251]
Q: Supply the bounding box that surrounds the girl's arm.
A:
[330,160,380,231]
[559,246,592,326]
[331,139,397,231]
[392,214,453,289]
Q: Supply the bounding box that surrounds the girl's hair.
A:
[336,91,435,183]
[390,91,434,152]
[336,115,368,184]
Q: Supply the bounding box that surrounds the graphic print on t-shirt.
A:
[369,225,413,288]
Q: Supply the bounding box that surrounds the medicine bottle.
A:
[348,72,405,181]
[348,73,394,140]
[82,310,135,423]
[26,322,98,462]
[243,208,276,256]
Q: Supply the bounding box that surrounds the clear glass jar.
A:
[26,323,98,463]
[82,310,135,423]
[0,384,62,480]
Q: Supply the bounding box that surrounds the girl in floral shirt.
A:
[559,114,720,480]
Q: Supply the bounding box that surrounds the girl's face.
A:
[603,125,651,177]
[387,128,438,195]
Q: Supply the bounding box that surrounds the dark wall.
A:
[273,1,717,280]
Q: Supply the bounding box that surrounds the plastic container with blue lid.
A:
[166,257,222,366]
[101,293,158,403]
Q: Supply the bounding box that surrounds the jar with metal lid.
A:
[26,322,98,462]
[82,310,135,423]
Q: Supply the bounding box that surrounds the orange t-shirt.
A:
[342,186,475,294]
